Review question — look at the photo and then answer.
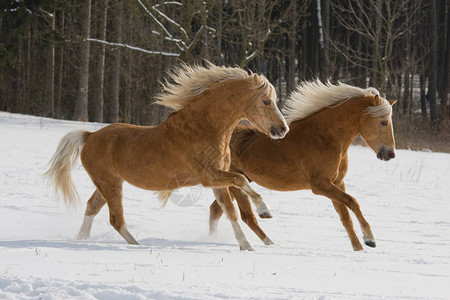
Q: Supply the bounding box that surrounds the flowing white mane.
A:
[282,80,392,124]
[156,62,275,112]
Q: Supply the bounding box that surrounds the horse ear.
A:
[389,99,398,106]
[252,73,260,83]
[373,94,382,105]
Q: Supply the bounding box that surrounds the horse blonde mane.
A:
[282,79,392,124]
[156,62,274,112]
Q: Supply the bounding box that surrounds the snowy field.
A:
[1,111,449,300]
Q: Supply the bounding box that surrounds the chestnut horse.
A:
[209,80,396,251]
[45,63,288,250]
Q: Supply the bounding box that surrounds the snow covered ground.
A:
[1,111,449,299]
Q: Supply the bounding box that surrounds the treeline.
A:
[0,0,449,146]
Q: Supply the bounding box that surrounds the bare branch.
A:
[87,38,180,57]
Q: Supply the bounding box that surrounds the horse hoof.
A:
[76,233,88,240]
[240,244,255,251]
[258,211,273,219]
[263,237,275,245]
[256,203,272,218]
[364,239,376,248]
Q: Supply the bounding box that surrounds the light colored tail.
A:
[44,129,91,206]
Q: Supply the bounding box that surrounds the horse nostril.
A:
[270,126,277,136]
[280,126,287,134]
[388,152,395,159]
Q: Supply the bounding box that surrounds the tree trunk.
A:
[428,0,438,128]
[420,73,427,119]
[108,0,123,123]
[286,1,296,95]
[45,10,56,118]
[75,0,91,121]
[91,0,108,122]
[55,10,65,119]
[321,0,330,79]
[437,0,449,120]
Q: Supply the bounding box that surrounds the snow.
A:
[1,111,450,299]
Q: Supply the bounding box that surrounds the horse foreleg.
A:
[197,168,272,218]
[311,179,375,250]
[240,183,272,219]
[230,187,274,245]
[331,182,364,251]
[212,188,254,251]
[331,201,364,251]
[77,189,106,240]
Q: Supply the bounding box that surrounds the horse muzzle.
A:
[377,147,395,161]
[269,125,289,139]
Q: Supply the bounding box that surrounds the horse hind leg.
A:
[209,200,223,235]
[230,187,274,245]
[77,189,106,240]
[95,180,139,245]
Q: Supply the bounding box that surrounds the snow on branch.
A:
[151,4,188,39]
[136,0,208,54]
[136,0,184,51]
[87,38,180,57]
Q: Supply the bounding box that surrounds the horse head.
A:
[360,95,397,161]
[243,73,289,139]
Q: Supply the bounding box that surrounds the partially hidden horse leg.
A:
[212,188,254,251]
[77,189,106,239]
[311,179,375,249]
[209,188,274,245]
[94,180,139,245]
[230,187,274,245]
[209,199,223,235]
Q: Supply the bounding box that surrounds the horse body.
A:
[46,63,288,249]
[231,96,367,191]
[210,81,397,251]
[81,81,249,192]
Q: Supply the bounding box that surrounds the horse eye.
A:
[381,121,388,126]
[263,99,272,105]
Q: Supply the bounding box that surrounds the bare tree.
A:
[428,0,438,128]
[330,0,424,93]
[75,0,91,121]
[90,0,108,123]
[107,0,122,123]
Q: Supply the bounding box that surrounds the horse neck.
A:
[292,96,370,149]
[162,80,252,144]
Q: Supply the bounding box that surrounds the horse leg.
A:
[209,188,274,245]
[240,184,272,218]
[230,187,274,245]
[212,187,254,251]
[311,179,375,249]
[94,180,139,245]
[209,200,223,234]
[196,168,272,218]
[331,182,363,251]
[331,201,364,251]
[77,189,106,239]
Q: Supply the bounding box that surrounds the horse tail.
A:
[155,190,174,208]
[45,129,91,206]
